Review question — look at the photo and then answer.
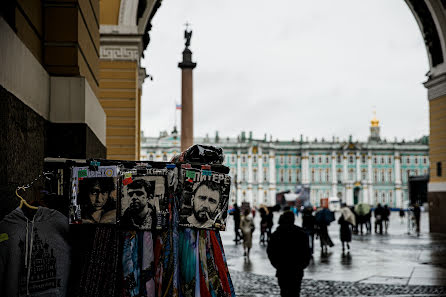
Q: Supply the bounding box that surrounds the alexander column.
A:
[178,24,197,151]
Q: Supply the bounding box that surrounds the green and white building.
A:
[141,118,429,208]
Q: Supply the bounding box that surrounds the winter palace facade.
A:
[141,119,429,208]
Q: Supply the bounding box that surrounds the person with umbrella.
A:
[315,207,335,254]
[339,203,355,253]
[354,203,371,235]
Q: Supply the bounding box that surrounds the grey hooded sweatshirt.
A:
[0,207,70,297]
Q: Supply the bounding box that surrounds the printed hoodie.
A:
[0,207,70,297]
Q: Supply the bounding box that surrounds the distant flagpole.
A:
[175,101,182,131]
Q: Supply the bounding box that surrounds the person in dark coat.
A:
[259,207,268,245]
[267,211,311,297]
[383,205,391,233]
[230,204,242,244]
[302,207,316,256]
[413,203,421,235]
[374,203,384,234]
[266,207,274,242]
[338,212,352,253]
[315,208,334,254]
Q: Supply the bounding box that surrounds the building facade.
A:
[141,119,429,209]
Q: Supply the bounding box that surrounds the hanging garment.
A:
[68,225,120,297]
[122,231,140,297]
[0,207,71,297]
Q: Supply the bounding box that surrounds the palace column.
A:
[331,152,337,197]
[178,29,197,151]
[394,152,403,208]
[269,149,276,205]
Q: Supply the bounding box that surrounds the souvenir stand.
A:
[0,145,235,297]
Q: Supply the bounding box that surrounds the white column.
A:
[356,152,361,182]
[302,151,310,185]
[346,184,353,205]
[248,147,253,205]
[367,152,373,205]
[394,152,403,208]
[258,148,264,184]
[343,152,348,182]
[269,149,276,205]
[331,152,337,197]
[237,149,242,204]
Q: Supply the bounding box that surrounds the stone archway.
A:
[404,0,446,233]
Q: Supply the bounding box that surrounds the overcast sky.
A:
[140,0,429,142]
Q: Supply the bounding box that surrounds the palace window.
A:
[242,155,246,163]
[348,168,354,181]
[296,169,301,183]
[163,154,167,161]
[373,157,377,164]
[423,157,427,165]
[326,168,330,182]
[388,169,392,183]
[361,169,367,181]
[280,169,284,183]
[231,155,235,163]
[381,157,385,164]
[264,168,268,182]
[264,155,268,163]
[296,157,300,165]
[242,168,247,182]
[253,169,257,182]
[337,155,342,163]
[337,169,342,182]
[388,156,392,164]
[318,156,322,164]
[311,169,315,182]
[381,169,385,182]
[253,155,257,163]
[311,156,315,164]
[319,169,323,183]
[374,169,378,182]
[349,156,354,163]
[326,157,329,164]
[361,155,366,163]
[288,156,292,165]
[149,154,154,161]
[414,156,418,165]
[289,169,292,183]
[280,156,284,165]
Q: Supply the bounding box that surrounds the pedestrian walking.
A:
[374,203,384,234]
[240,208,255,259]
[383,205,391,233]
[315,207,335,254]
[302,207,316,256]
[267,211,311,297]
[399,208,405,224]
[365,209,372,233]
[266,207,274,242]
[259,206,268,245]
[413,203,421,235]
[230,204,242,244]
[354,203,371,234]
[339,204,355,253]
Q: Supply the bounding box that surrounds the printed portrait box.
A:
[69,166,119,224]
[179,169,231,230]
[120,168,170,231]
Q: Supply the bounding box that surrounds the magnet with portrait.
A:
[70,166,119,224]
[120,169,170,230]
[179,169,231,230]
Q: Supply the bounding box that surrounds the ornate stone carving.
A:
[100,46,139,61]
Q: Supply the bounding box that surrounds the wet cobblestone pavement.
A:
[231,270,446,296]
[222,211,446,296]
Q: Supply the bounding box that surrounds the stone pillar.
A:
[237,149,242,205]
[424,75,446,233]
[331,152,337,197]
[356,152,361,182]
[394,152,403,208]
[248,148,253,205]
[178,35,197,152]
[302,151,310,185]
[368,152,374,205]
[269,149,276,205]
